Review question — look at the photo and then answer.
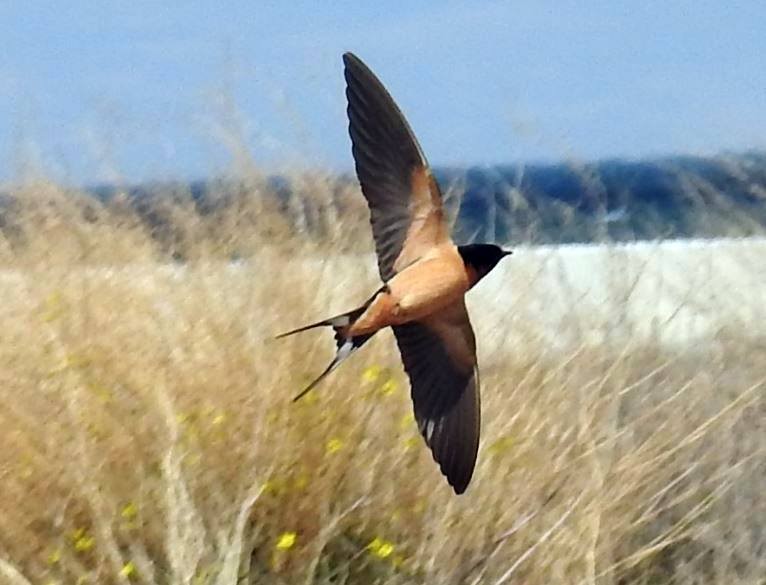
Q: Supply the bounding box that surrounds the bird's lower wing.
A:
[392,303,480,494]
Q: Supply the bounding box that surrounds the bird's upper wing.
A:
[392,300,480,494]
[343,52,451,282]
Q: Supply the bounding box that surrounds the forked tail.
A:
[289,328,374,402]
[274,308,363,340]
[276,287,384,400]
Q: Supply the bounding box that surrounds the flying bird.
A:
[277,52,511,494]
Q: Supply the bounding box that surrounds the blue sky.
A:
[1,1,764,184]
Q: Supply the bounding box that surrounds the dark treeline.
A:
[442,151,766,244]
[128,152,766,245]
[3,152,764,260]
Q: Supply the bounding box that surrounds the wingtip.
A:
[342,52,374,79]
[274,329,299,340]
[446,466,474,495]
[452,483,469,495]
[434,443,476,496]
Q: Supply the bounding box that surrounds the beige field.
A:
[0,179,764,585]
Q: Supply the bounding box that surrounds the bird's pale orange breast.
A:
[387,246,469,320]
[349,246,469,336]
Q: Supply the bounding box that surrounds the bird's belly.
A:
[348,254,469,336]
[386,258,469,323]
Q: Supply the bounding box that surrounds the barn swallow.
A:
[277,52,511,494]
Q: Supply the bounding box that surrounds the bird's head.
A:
[458,244,512,287]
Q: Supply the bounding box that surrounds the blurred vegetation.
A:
[0,158,763,585]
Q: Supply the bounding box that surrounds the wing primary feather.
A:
[392,308,480,494]
[343,52,450,281]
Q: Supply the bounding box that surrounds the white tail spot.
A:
[337,339,354,360]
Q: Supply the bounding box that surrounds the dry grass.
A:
[0,177,764,585]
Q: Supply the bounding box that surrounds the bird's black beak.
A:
[502,249,513,257]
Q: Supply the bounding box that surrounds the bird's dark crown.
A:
[457,244,512,282]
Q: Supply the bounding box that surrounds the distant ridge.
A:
[5,152,761,258]
[441,151,766,244]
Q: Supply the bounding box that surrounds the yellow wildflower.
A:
[403,436,419,451]
[488,435,516,455]
[326,437,343,454]
[399,413,415,429]
[47,548,62,564]
[362,364,382,383]
[211,412,227,426]
[73,534,94,552]
[120,561,136,578]
[121,502,137,520]
[264,477,287,495]
[367,536,395,559]
[380,379,397,396]
[275,531,297,550]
